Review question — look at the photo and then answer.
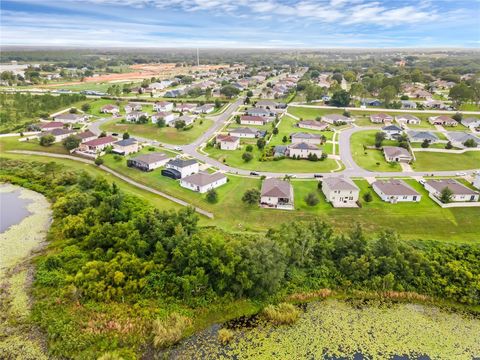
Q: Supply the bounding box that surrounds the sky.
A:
[1,0,479,48]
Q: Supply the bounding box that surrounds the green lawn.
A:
[349,130,402,172]
[99,118,213,144]
[0,136,69,155]
[412,151,480,171]
[204,146,339,173]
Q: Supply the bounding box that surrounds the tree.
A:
[379,85,397,106]
[256,138,266,150]
[463,138,477,148]
[206,189,218,203]
[205,87,212,100]
[273,127,279,135]
[138,115,149,124]
[332,73,343,83]
[440,187,453,203]
[246,90,253,97]
[39,134,55,146]
[242,189,260,205]
[215,98,222,108]
[363,192,373,202]
[452,112,463,122]
[235,115,241,124]
[304,192,319,206]
[449,83,473,107]
[156,117,166,128]
[375,132,386,148]
[282,135,288,143]
[62,135,81,150]
[330,90,350,107]
[99,131,107,138]
[81,103,91,112]
[421,139,430,148]
[220,85,240,99]
[175,120,186,130]
[122,132,130,140]
[242,152,253,162]
[245,144,253,152]
[94,157,104,166]
[69,107,78,114]
[445,141,453,149]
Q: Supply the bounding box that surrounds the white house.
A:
[424,179,479,202]
[297,120,329,131]
[383,146,413,163]
[127,152,170,171]
[321,176,359,208]
[125,111,149,122]
[260,178,294,209]
[42,128,77,142]
[153,101,174,112]
[79,136,117,153]
[473,174,480,190]
[321,114,355,125]
[112,138,139,156]
[151,112,176,125]
[101,104,120,115]
[53,113,87,123]
[229,127,258,138]
[246,107,271,117]
[381,125,403,140]
[370,113,393,123]
[461,117,480,129]
[124,103,142,113]
[372,179,421,203]
[287,142,322,159]
[175,103,197,113]
[165,158,199,178]
[76,130,97,143]
[428,115,458,127]
[217,134,240,150]
[194,104,215,114]
[180,171,227,193]
[290,132,322,145]
[240,115,267,126]
[395,114,420,125]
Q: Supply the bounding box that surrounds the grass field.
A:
[349,130,402,172]
[0,136,69,155]
[412,151,480,171]
[99,118,213,144]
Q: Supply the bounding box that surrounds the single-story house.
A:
[79,135,117,153]
[383,146,413,163]
[290,132,322,145]
[126,111,149,122]
[287,142,322,159]
[395,114,421,125]
[321,114,354,125]
[473,174,480,190]
[446,132,480,147]
[366,99,382,106]
[372,179,421,203]
[194,104,215,114]
[35,121,65,131]
[216,134,240,150]
[124,103,142,113]
[164,89,184,98]
[42,128,77,142]
[175,103,197,112]
[461,117,480,129]
[229,127,259,138]
[180,171,227,193]
[240,115,267,126]
[127,152,170,171]
[428,115,458,126]
[175,115,195,127]
[165,158,199,178]
[322,176,359,208]
[101,104,120,114]
[76,130,97,143]
[153,101,174,112]
[151,111,176,125]
[400,100,417,109]
[246,107,271,117]
[424,179,479,202]
[112,138,139,155]
[424,100,448,109]
[255,100,277,109]
[382,125,403,139]
[260,178,294,209]
[274,145,288,157]
[54,113,87,123]
[297,120,329,131]
[407,130,439,143]
[370,113,393,123]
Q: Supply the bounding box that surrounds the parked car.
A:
[419,179,426,185]
[456,172,467,176]
[112,133,118,136]
[250,171,259,176]
[314,174,323,178]
[174,146,183,151]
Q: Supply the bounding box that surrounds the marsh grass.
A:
[152,313,192,349]
[261,303,301,325]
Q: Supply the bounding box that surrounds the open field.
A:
[99,117,213,144]
[412,151,480,171]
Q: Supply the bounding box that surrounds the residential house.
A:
[164,89,185,98]
[372,179,421,203]
[175,115,195,127]
[124,103,142,113]
[473,174,480,190]
[461,117,480,129]
[240,115,267,126]
[383,146,413,163]
[216,134,240,150]
[409,89,432,99]
[273,145,288,157]
[76,130,97,143]
[424,100,448,110]
[446,132,480,147]
[180,171,227,193]
[246,107,271,117]
[112,138,139,155]
[54,113,87,123]
[395,114,421,125]
[400,100,417,109]
[255,100,277,109]
[229,127,259,138]
[322,176,359,208]
[42,128,76,142]
[297,120,329,131]
[287,142,322,159]
[381,125,403,140]
[370,113,393,123]
[194,104,215,114]
[428,115,458,126]
[101,104,120,114]
[153,101,174,112]
[175,103,197,113]
[321,114,354,125]
[151,112,176,125]
[127,152,170,171]
[165,159,199,178]
[79,136,117,153]
[407,130,439,143]
[260,178,294,209]
[290,132,322,145]
[35,121,65,131]
[424,179,479,202]
[125,111,149,122]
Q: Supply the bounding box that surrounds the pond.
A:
[0,185,33,233]
[169,299,480,360]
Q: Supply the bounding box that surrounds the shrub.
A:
[245,145,253,152]
[363,192,373,202]
[152,313,191,349]
[206,189,218,203]
[304,192,319,206]
[242,152,253,162]
[62,135,81,150]
[242,189,260,205]
[94,158,104,166]
[218,328,234,345]
[262,303,300,325]
[39,134,55,146]
[113,155,122,162]
[421,139,430,148]
[445,141,453,149]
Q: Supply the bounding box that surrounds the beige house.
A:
[424,179,479,202]
[217,134,240,150]
[428,115,458,126]
[383,146,412,163]
[112,138,139,155]
[287,142,322,159]
[373,179,421,203]
[260,178,294,210]
[290,132,322,145]
[370,113,393,123]
[322,176,359,207]
[180,171,227,193]
[297,120,329,131]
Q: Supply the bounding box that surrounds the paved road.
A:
[8,150,214,218]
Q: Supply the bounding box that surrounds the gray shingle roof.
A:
[323,176,359,191]
[261,178,292,198]
[373,179,419,196]
[167,158,198,168]
[182,171,226,186]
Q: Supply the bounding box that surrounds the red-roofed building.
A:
[79,136,117,152]
[240,115,267,125]
[216,134,240,150]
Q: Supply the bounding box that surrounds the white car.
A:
[419,179,426,185]
[174,146,183,151]
[456,172,466,176]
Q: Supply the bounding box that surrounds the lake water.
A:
[0,187,33,233]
